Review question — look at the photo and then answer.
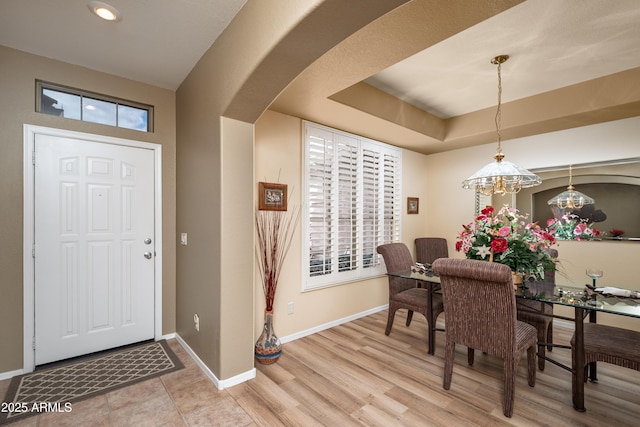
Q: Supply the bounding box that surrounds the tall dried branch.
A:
[255,204,301,312]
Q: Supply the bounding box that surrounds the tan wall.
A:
[424,117,640,331]
[254,110,433,339]
[174,0,408,381]
[0,45,177,373]
[255,111,640,340]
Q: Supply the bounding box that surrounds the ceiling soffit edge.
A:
[329,82,445,140]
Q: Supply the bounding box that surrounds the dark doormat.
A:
[0,340,183,425]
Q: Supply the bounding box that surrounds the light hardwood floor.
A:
[2,310,640,426]
[233,311,640,426]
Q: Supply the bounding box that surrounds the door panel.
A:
[34,134,155,365]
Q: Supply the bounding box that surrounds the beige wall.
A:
[0,45,177,373]
[424,116,640,330]
[3,0,638,381]
[254,110,422,338]
[174,0,407,381]
[254,112,640,342]
[252,110,449,339]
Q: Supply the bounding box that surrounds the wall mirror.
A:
[516,158,640,241]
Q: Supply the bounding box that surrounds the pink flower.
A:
[498,226,511,237]
[574,223,588,235]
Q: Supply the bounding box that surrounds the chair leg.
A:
[406,310,414,326]
[537,327,546,371]
[443,340,455,390]
[527,345,536,387]
[467,348,475,366]
[503,358,516,418]
[385,307,397,336]
[547,321,553,352]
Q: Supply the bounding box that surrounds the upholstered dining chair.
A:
[433,258,537,418]
[376,243,444,347]
[414,237,448,265]
[570,323,640,410]
[517,248,558,370]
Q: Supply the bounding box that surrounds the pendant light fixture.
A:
[462,55,541,196]
[547,164,595,210]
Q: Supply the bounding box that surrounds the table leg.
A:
[427,284,435,355]
[588,309,597,382]
[573,307,586,412]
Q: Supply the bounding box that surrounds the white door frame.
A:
[23,124,163,372]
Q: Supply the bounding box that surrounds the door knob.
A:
[144,238,152,245]
[144,252,153,259]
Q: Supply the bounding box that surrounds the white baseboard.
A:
[173,334,256,390]
[171,305,388,390]
[279,304,388,344]
[553,319,575,330]
[160,332,176,340]
[0,369,23,381]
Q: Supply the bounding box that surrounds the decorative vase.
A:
[255,310,282,364]
[512,272,523,286]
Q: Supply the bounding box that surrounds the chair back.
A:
[433,258,517,358]
[415,237,448,265]
[377,243,415,296]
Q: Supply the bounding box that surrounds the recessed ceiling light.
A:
[88,1,121,22]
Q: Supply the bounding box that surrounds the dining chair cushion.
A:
[572,323,640,371]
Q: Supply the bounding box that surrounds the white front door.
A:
[34,133,156,365]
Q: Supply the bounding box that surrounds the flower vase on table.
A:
[255,310,282,364]
[456,205,557,282]
[512,272,523,287]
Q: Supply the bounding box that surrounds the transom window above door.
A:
[36,81,153,132]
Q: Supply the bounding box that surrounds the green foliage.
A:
[456,205,557,280]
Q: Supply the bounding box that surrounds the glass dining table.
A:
[386,269,640,412]
[517,281,640,411]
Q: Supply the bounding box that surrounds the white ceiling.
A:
[1,0,639,135]
[0,0,247,90]
[366,0,640,119]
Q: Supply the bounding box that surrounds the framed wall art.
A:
[407,197,419,214]
[259,182,288,211]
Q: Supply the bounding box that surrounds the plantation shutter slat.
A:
[304,122,401,289]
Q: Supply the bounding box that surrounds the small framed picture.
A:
[259,182,288,211]
[407,197,419,214]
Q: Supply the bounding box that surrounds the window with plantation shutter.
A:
[304,122,402,290]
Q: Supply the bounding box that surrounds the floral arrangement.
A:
[456,205,556,280]
[546,213,601,240]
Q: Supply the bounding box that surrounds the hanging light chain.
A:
[461,54,542,195]
[494,57,504,154]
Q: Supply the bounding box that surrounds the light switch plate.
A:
[180,233,188,245]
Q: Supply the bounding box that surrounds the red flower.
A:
[542,232,555,244]
[455,241,463,252]
[481,206,494,215]
[491,238,508,253]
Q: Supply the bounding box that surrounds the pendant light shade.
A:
[462,154,543,196]
[547,165,595,210]
[462,55,541,195]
